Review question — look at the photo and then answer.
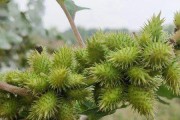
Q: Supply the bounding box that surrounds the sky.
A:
[16,0,180,32]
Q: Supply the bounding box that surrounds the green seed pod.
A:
[28,50,52,75]
[53,47,74,68]
[150,75,163,91]
[66,87,93,102]
[75,48,89,67]
[58,100,77,120]
[87,32,107,63]
[174,11,180,29]
[4,70,23,85]
[90,63,121,87]
[128,86,155,117]
[142,13,164,41]
[48,67,69,90]
[74,49,89,73]
[88,31,106,43]
[83,76,98,86]
[67,73,86,88]
[0,99,18,120]
[107,47,140,69]
[138,32,153,47]
[127,67,153,85]
[163,62,180,95]
[98,87,123,111]
[104,32,135,50]
[143,42,174,70]
[25,73,48,94]
[28,92,59,120]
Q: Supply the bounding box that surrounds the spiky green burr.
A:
[28,92,59,120]
[104,32,135,50]
[143,13,164,40]
[87,32,107,64]
[98,87,123,111]
[67,73,86,88]
[138,32,152,47]
[128,86,155,117]
[53,47,74,68]
[127,67,153,85]
[4,70,23,85]
[48,67,69,90]
[25,73,48,94]
[143,42,174,70]
[75,48,89,67]
[58,100,77,120]
[163,62,180,95]
[66,87,93,102]
[0,99,19,120]
[90,63,121,86]
[107,47,140,69]
[28,50,52,75]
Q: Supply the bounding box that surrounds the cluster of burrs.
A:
[1,12,180,120]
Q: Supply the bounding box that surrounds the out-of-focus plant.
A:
[0,0,63,70]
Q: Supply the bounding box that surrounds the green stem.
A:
[57,0,85,47]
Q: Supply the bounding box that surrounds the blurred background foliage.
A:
[0,0,180,120]
[0,0,63,71]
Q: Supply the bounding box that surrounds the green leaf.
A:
[64,0,89,20]
[157,85,180,99]
[81,107,116,120]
